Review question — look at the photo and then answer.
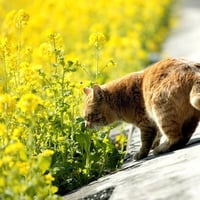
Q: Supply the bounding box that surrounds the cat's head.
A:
[83,85,113,129]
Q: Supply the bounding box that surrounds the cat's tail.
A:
[194,63,200,69]
[190,80,200,111]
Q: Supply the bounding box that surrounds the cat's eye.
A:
[85,113,103,122]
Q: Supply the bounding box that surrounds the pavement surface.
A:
[163,0,200,61]
[64,0,200,199]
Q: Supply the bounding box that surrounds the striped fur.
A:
[83,58,200,160]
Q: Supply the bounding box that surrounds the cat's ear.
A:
[93,85,104,101]
[83,87,92,96]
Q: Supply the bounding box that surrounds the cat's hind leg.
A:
[151,106,186,155]
[181,116,199,144]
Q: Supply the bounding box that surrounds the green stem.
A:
[52,37,58,75]
[17,27,22,65]
[60,65,65,134]
[2,51,8,93]
[95,47,100,82]
[16,26,22,87]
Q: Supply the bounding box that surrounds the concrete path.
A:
[64,0,200,199]
[163,0,200,61]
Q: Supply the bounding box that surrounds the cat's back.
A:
[143,58,200,91]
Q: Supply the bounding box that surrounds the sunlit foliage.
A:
[0,0,173,198]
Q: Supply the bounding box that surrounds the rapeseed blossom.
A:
[0,124,6,136]
[17,93,42,114]
[39,42,53,58]
[4,142,24,154]
[89,32,106,49]
[0,0,173,198]
[12,127,24,140]
[14,9,29,29]
[16,161,29,175]
[0,94,16,113]
[45,173,55,184]
[42,149,54,157]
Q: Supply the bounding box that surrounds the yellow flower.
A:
[41,149,54,157]
[0,37,9,58]
[50,186,58,193]
[13,127,23,137]
[89,32,106,49]
[39,42,53,58]
[14,9,29,29]
[17,93,42,114]
[16,161,29,175]
[48,32,64,50]
[4,142,24,154]
[44,173,55,184]
[0,177,5,187]
[0,94,16,113]
[0,123,6,137]
[11,127,24,141]
[106,59,116,69]
[2,156,12,164]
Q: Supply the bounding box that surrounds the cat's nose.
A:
[85,121,92,128]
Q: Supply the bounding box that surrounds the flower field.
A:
[0,0,173,199]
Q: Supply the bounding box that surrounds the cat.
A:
[83,58,200,160]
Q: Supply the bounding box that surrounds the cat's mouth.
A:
[85,121,106,130]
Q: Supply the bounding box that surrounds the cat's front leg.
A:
[134,149,149,160]
[134,126,157,160]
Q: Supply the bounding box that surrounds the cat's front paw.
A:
[134,151,148,160]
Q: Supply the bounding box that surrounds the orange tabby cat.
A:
[83,58,200,160]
